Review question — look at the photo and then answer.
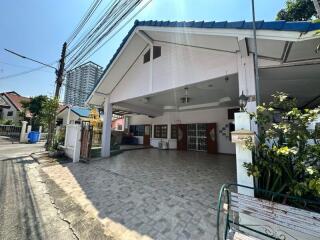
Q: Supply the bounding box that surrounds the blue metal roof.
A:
[87,20,320,103]
[71,106,91,117]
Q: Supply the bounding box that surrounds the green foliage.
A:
[244,92,320,200]
[0,118,14,125]
[50,127,65,151]
[276,0,317,21]
[21,95,48,128]
[40,97,59,128]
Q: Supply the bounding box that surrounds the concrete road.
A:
[0,143,76,240]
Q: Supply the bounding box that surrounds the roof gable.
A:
[86,19,320,105]
[1,92,30,111]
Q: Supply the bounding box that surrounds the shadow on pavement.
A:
[0,157,50,239]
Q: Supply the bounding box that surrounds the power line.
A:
[66,0,102,44]
[77,0,153,65]
[4,49,57,70]
[0,60,52,73]
[66,0,145,70]
[66,0,133,68]
[0,63,56,80]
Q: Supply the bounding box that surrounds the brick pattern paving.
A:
[42,149,236,240]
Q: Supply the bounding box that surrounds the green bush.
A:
[244,92,320,200]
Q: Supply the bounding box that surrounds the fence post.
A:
[20,121,28,143]
[39,126,42,140]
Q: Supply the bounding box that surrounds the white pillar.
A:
[20,121,27,143]
[101,96,112,158]
[234,112,254,196]
[39,126,42,140]
[237,53,257,195]
[237,53,257,133]
[66,106,71,125]
[27,125,32,133]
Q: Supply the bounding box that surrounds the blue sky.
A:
[0,0,286,98]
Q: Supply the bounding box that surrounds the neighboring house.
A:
[64,61,103,107]
[86,20,320,156]
[111,116,125,131]
[57,106,92,125]
[0,91,31,124]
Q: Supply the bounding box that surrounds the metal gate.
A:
[80,121,93,160]
[0,125,21,142]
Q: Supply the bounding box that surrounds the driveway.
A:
[0,143,76,240]
[41,149,236,240]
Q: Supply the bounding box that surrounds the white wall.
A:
[128,107,236,154]
[0,97,21,124]
[57,109,83,125]
[110,43,238,103]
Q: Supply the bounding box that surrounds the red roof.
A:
[1,91,31,117]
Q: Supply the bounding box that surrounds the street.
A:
[0,143,76,240]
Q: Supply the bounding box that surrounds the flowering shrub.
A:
[243,92,320,200]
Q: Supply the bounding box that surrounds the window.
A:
[154,125,167,138]
[130,125,145,136]
[171,124,177,139]
[7,111,13,117]
[153,46,161,59]
[143,50,150,63]
[143,46,162,64]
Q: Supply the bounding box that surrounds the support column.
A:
[101,96,112,158]
[234,112,254,196]
[236,53,257,195]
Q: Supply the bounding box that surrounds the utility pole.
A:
[54,42,67,98]
[47,42,67,150]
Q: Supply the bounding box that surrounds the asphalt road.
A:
[0,143,75,240]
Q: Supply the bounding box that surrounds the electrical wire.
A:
[77,0,153,65]
[66,0,144,70]
[0,62,57,80]
[66,0,102,44]
[66,0,137,68]
[66,0,119,56]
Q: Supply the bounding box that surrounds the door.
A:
[207,123,217,154]
[80,121,93,160]
[177,124,187,151]
[143,125,151,146]
[187,123,208,152]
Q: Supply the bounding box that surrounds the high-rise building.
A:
[64,61,103,106]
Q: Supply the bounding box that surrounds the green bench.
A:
[216,184,320,240]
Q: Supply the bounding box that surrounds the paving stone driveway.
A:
[42,149,236,240]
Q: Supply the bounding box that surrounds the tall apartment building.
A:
[64,61,103,106]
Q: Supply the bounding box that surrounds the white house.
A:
[0,91,31,124]
[57,106,92,126]
[86,20,320,158]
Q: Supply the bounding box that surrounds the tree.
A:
[21,95,48,129]
[276,0,317,21]
[39,97,59,150]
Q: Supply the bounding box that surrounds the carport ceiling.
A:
[260,63,320,107]
[121,74,239,112]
